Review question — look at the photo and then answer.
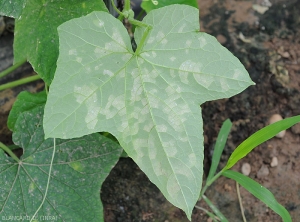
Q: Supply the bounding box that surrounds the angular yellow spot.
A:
[69,161,84,172]
[29,182,36,193]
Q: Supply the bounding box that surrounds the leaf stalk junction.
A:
[111,0,152,54]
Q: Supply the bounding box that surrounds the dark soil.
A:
[0,0,299,221]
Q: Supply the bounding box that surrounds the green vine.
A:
[0,59,27,79]
[0,75,41,91]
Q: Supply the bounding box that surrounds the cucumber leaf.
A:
[0,106,122,221]
[0,0,25,18]
[13,0,108,85]
[7,91,47,131]
[43,5,254,218]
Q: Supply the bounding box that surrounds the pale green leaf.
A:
[44,5,254,218]
[0,0,25,18]
[224,115,300,170]
[7,90,47,131]
[13,0,108,85]
[0,106,122,221]
[222,170,292,222]
[141,0,198,12]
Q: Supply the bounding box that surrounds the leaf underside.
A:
[0,106,122,221]
[44,5,254,218]
[13,0,108,85]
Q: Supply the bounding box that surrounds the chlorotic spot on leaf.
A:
[69,161,85,172]
[28,182,36,194]
[44,5,254,219]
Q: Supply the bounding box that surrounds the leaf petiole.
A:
[0,142,20,163]
[128,17,149,28]
[0,59,27,79]
[111,0,151,44]
[124,0,131,11]
[136,9,146,21]
[0,75,41,91]
[111,0,124,17]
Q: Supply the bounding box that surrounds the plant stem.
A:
[131,9,146,32]
[129,18,149,28]
[111,0,123,16]
[0,142,20,163]
[199,170,223,201]
[0,75,41,91]
[136,9,145,21]
[124,0,130,11]
[117,14,124,21]
[236,181,247,222]
[0,59,27,79]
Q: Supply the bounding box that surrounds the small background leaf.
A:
[7,90,47,131]
[13,0,108,85]
[206,119,232,182]
[0,106,122,221]
[224,115,300,170]
[222,170,292,222]
[141,0,198,12]
[0,0,25,18]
